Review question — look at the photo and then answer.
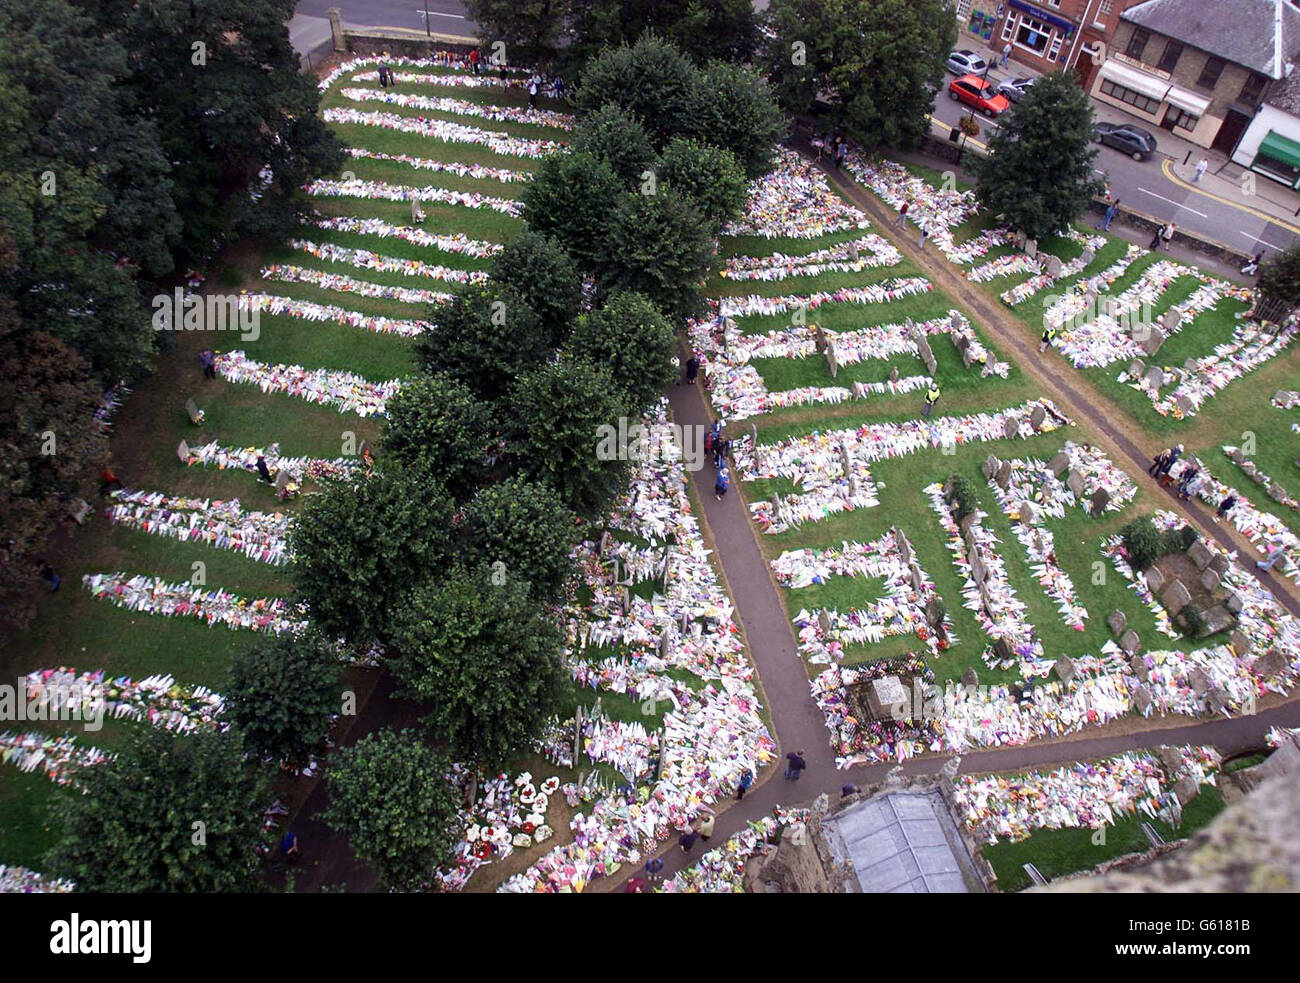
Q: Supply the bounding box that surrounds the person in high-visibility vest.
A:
[1039,326,1056,353]
[923,384,941,417]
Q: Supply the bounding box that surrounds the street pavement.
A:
[290,0,475,59]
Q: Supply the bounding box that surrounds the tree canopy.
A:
[226,634,340,766]
[519,151,623,272]
[655,137,748,233]
[488,231,584,348]
[565,291,678,412]
[464,477,579,601]
[381,373,494,501]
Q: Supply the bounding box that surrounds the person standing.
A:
[1148,223,1166,250]
[714,466,729,501]
[678,825,700,854]
[923,384,941,418]
[1148,449,1168,476]
[685,354,700,385]
[1001,42,1012,67]
[1215,493,1238,521]
[1193,157,1209,182]
[469,46,481,75]
[1039,326,1056,353]
[1159,443,1183,477]
[1162,222,1176,249]
[527,76,539,110]
[918,224,929,249]
[1177,465,1199,500]
[784,750,807,781]
[255,454,273,483]
[841,783,860,798]
[897,200,910,227]
[695,807,715,842]
[736,768,754,800]
[1098,198,1119,231]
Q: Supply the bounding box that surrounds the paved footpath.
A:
[611,142,1300,891]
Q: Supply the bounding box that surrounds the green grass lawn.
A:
[983,784,1226,892]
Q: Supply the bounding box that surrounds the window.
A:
[1163,106,1199,132]
[1016,16,1052,55]
[956,0,972,15]
[1156,41,1182,73]
[1197,56,1226,89]
[1096,0,1113,24]
[1002,15,1017,42]
[1100,78,1162,114]
[1125,28,1150,60]
[1047,34,1064,62]
[1047,0,1062,6]
[1240,71,1267,106]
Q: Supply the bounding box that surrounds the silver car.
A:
[946,49,989,76]
[996,77,1036,102]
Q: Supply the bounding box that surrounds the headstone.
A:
[1174,777,1200,806]
[1142,327,1165,356]
[925,597,945,627]
[1189,667,1211,696]
[1090,488,1112,515]
[1067,470,1086,498]
[983,454,1001,480]
[889,364,899,383]
[1160,579,1192,615]
[950,311,963,332]
[1225,591,1243,615]
[1120,629,1141,655]
[1024,238,1038,258]
[177,439,190,463]
[840,443,853,479]
[1268,482,1289,503]
[866,676,908,721]
[894,527,911,564]
[1107,610,1127,637]
[1188,541,1213,571]
[1145,566,1165,593]
[961,667,978,688]
[598,531,612,557]
[275,470,291,494]
[818,609,833,633]
[1274,390,1289,406]
[1254,648,1287,679]
[992,638,1013,665]
[1200,567,1221,592]
[659,631,670,659]
[1019,501,1037,526]
[751,423,758,449]
[1029,405,1046,430]
[813,323,826,353]
[970,553,986,585]
[1033,529,1047,556]
[1130,652,1148,679]
[952,332,970,355]
[1205,688,1230,716]
[1131,684,1152,712]
[1080,247,1094,265]
[185,398,202,424]
[824,343,838,378]
[909,562,925,592]
[1203,605,1233,634]
[619,585,630,614]
[1184,356,1199,371]
[1175,394,1196,416]
[1046,254,1062,277]
[1229,630,1251,655]
[994,461,1012,490]
[1049,452,1070,477]
[1054,655,1076,683]
[1128,358,1146,378]
[1002,415,1019,439]
[1145,365,1166,389]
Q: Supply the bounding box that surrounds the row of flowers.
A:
[214,350,401,417]
[106,488,291,566]
[345,147,529,184]
[259,264,454,308]
[322,108,562,160]
[339,86,573,130]
[308,213,502,258]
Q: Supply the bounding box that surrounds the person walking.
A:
[1193,157,1209,182]
[644,857,664,884]
[527,76,539,110]
[1241,251,1263,276]
[1148,223,1165,250]
[1159,443,1183,478]
[469,46,481,75]
[255,454,273,483]
[1181,469,1204,502]
[784,750,807,781]
[1257,543,1290,572]
[685,354,699,385]
[923,384,941,418]
[279,831,301,862]
[678,825,700,854]
[918,224,929,249]
[1215,493,1238,521]
[1097,198,1119,231]
[695,807,715,842]
[199,349,216,379]
[897,200,910,227]
[1001,42,1012,67]
[1161,222,1176,249]
[1177,465,1199,500]
[1039,326,1056,353]
[736,768,754,800]
[841,783,860,798]
[714,466,729,501]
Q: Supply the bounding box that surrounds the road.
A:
[291,0,475,59]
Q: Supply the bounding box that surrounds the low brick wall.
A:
[342,32,479,59]
[1087,198,1253,267]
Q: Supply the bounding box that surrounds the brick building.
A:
[953,0,1144,73]
[1088,0,1300,154]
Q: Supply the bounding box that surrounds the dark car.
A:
[1095,122,1159,160]
[996,77,1037,103]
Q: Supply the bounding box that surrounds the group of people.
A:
[676,806,716,855]
[707,421,732,500]
[1149,443,1236,519]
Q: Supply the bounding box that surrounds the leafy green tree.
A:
[687,61,786,180]
[571,103,658,187]
[1257,242,1300,310]
[226,634,339,766]
[564,1,760,71]
[464,477,578,600]
[381,374,493,500]
[488,231,583,347]
[321,729,461,892]
[944,473,980,526]
[415,284,549,402]
[565,291,678,412]
[595,188,713,322]
[762,0,955,150]
[0,329,109,632]
[49,727,265,892]
[1120,517,1161,572]
[289,462,457,646]
[971,71,1105,240]
[509,355,632,520]
[655,137,748,232]
[463,0,570,63]
[389,569,568,768]
[575,33,698,148]
[520,151,623,271]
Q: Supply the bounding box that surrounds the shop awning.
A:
[1009,0,1076,35]
[1098,59,1171,101]
[1259,129,1300,169]
[1164,84,1210,116]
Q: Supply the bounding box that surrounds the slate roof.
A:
[1122,0,1300,78]
[1266,66,1300,112]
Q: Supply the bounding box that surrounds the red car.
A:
[948,74,1010,116]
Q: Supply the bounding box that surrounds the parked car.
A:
[948,74,1010,117]
[1095,122,1159,160]
[996,77,1036,103]
[946,50,989,76]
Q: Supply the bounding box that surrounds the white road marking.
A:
[1238,231,1287,250]
[416,8,465,17]
[1137,187,1207,218]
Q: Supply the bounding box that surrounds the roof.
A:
[1267,66,1300,111]
[1122,0,1300,78]
[820,790,976,893]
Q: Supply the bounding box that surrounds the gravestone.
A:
[1033,529,1047,556]
[1066,470,1086,498]
[1128,358,1146,378]
[1142,328,1165,356]
[995,461,1013,489]
[1254,648,1287,679]
[1130,652,1147,679]
[1107,610,1127,636]
[1175,394,1196,416]
[818,610,833,633]
[1229,446,1246,464]
[866,676,908,721]
[813,323,827,353]
[848,241,859,262]
[1200,567,1221,592]
[1208,553,1230,576]
[659,631,670,659]
[185,398,203,424]
[970,553,986,585]
[925,597,945,627]
[1046,254,1062,277]
[1229,630,1250,655]
[751,423,758,449]
[598,531,612,557]
[1184,356,1199,371]
[177,439,190,463]
[824,343,838,378]
[1090,488,1111,515]
[1024,238,1038,258]
[953,331,970,355]
[909,562,925,592]
[1174,777,1201,806]
[1049,452,1070,477]
[1145,365,1166,389]
[1188,541,1213,571]
[1002,415,1019,439]
[1145,566,1165,593]
[961,667,978,688]
[275,470,291,495]
[1132,684,1152,713]
[889,365,899,383]
[1203,605,1233,634]
[1080,247,1094,265]
[983,454,1001,480]
[992,638,1013,665]
[1159,307,1180,331]
[1225,590,1243,614]
[840,443,853,479]
[1055,655,1076,683]
[1160,579,1192,615]
[1029,405,1046,430]
[894,527,911,564]
[1189,667,1210,697]
[619,585,630,614]
[1019,501,1037,526]
[1205,688,1230,716]
[1121,629,1141,655]
[1268,483,1289,503]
